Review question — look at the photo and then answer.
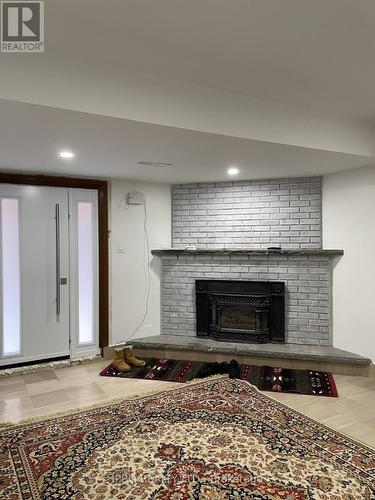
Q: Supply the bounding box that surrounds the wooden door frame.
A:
[0,172,109,348]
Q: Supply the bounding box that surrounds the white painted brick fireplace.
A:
[152,176,343,347]
[155,251,335,345]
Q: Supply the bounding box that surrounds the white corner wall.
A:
[322,165,375,361]
[109,179,171,345]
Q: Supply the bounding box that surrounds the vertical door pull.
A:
[55,204,61,318]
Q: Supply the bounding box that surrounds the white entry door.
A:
[0,184,99,366]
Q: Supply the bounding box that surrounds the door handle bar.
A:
[55,204,61,318]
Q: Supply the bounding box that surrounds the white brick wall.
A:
[161,254,332,346]
[165,175,330,345]
[172,176,322,249]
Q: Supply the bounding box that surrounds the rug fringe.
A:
[0,374,227,429]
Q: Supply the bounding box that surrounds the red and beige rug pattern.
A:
[0,378,374,499]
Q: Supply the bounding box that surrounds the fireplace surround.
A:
[196,279,285,344]
[152,248,344,346]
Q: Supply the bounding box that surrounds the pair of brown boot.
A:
[113,346,145,372]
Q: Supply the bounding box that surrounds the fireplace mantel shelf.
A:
[151,248,344,257]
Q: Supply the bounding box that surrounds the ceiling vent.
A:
[137,161,174,168]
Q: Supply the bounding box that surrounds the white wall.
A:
[109,179,171,345]
[322,165,375,361]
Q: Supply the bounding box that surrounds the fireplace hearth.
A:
[196,280,285,343]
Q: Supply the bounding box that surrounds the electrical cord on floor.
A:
[114,199,151,346]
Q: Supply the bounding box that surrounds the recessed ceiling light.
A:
[137,161,174,168]
[227,166,239,176]
[59,150,75,159]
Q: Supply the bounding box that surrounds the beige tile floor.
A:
[0,359,375,449]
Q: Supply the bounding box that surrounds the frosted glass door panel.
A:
[69,189,98,355]
[1,198,21,356]
[78,202,94,344]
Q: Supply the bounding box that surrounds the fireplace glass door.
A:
[216,305,269,332]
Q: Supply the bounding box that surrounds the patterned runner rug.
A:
[100,358,338,397]
[0,378,373,498]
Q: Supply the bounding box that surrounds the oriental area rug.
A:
[100,358,338,397]
[1,378,373,499]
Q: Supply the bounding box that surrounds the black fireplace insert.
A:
[196,280,285,343]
